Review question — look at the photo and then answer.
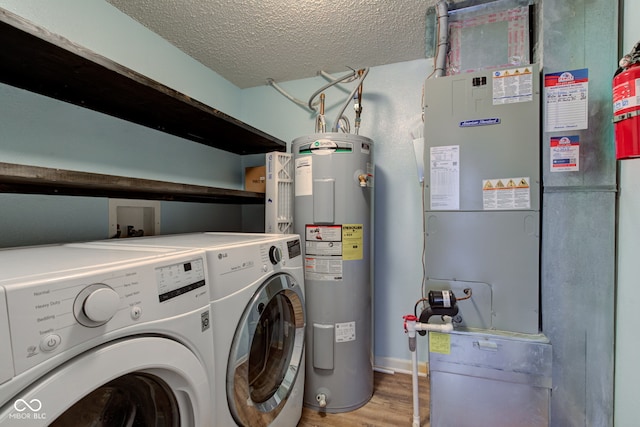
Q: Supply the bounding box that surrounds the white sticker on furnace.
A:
[335,321,356,343]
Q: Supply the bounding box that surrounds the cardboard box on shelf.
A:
[245,166,266,193]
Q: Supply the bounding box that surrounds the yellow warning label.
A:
[483,180,494,189]
[496,180,505,188]
[429,332,451,355]
[507,179,516,187]
[518,178,530,188]
[342,224,363,261]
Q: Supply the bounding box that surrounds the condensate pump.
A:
[416,289,470,335]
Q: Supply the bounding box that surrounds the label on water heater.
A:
[305,224,343,281]
[335,321,356,343]
[295,156,313,197]
[342,224,363,261]
[304,256,343,281]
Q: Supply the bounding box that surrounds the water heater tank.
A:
[293,133,374,412]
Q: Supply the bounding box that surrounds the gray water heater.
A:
[293,133,374,412]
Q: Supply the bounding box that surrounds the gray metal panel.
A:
[540,1,618,426]
[424,65,540,212]
[541,191,615,427]
[429,330,552,427]
[425,211,539,334]
[312,323,334,370]
[313,179,335,224]
[430,372,550,427]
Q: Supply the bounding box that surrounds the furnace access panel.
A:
[423,65,540,334]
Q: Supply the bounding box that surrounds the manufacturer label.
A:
[459,118,501,127]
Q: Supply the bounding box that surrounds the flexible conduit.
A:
[434,0,449,77]
[331,68,369,132]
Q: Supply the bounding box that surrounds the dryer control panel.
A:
[1,249,209,376]
[207,237,302,301]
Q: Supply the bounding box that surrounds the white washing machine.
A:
[0,243,215,426]
[84,232,306,427]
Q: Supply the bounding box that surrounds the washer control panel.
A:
[2,250,208,376]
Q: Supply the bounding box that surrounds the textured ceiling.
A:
[106,0,438,88]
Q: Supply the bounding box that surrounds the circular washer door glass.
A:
[227,273,305,426]
[50,373,179,426]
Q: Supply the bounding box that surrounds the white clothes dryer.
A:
[84,233,306,427]
[0,244,215,426]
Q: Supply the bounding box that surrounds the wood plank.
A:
[298,371,430,427]
[0,162,265,204]
[0,8,286,155]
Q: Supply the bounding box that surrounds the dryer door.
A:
[227,272,305,426]
[0,337,212,426]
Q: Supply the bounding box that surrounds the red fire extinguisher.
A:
[613,42,640,160]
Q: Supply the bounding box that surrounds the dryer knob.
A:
[268,246,282,265]
[83,287,120,323]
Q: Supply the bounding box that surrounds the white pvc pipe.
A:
[403,316,453,427]
[415,322,453,332]
[412,346,421,427]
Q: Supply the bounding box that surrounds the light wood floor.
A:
[297,371,430,427]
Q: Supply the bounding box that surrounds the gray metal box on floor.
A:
[429,330,552,427]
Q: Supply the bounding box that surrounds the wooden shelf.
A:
[0,163,265,204]
[0,8,286,155]
[0,8,283,203]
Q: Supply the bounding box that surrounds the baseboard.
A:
[373,356,429,377]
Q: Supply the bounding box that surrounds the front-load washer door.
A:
[227,273,305,427]
[0,337,212,426]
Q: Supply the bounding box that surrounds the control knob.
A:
[74,284,120,327]
[268,246,282,265]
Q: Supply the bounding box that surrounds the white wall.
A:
[615,2,640,424]
[241,59,435,368]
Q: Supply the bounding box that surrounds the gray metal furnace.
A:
[423,64,551,426]
[293,133,373,412]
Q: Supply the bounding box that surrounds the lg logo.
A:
[10,398,46,420]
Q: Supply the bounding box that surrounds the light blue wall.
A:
[241,60,435,366]
[0,0,435,367]
[0,0,246,247]
[0,0,240,116]
[615,2,640,425]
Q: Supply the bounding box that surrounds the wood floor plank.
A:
[298,371,430,426]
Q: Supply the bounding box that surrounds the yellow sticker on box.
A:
[429,332,451,355]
